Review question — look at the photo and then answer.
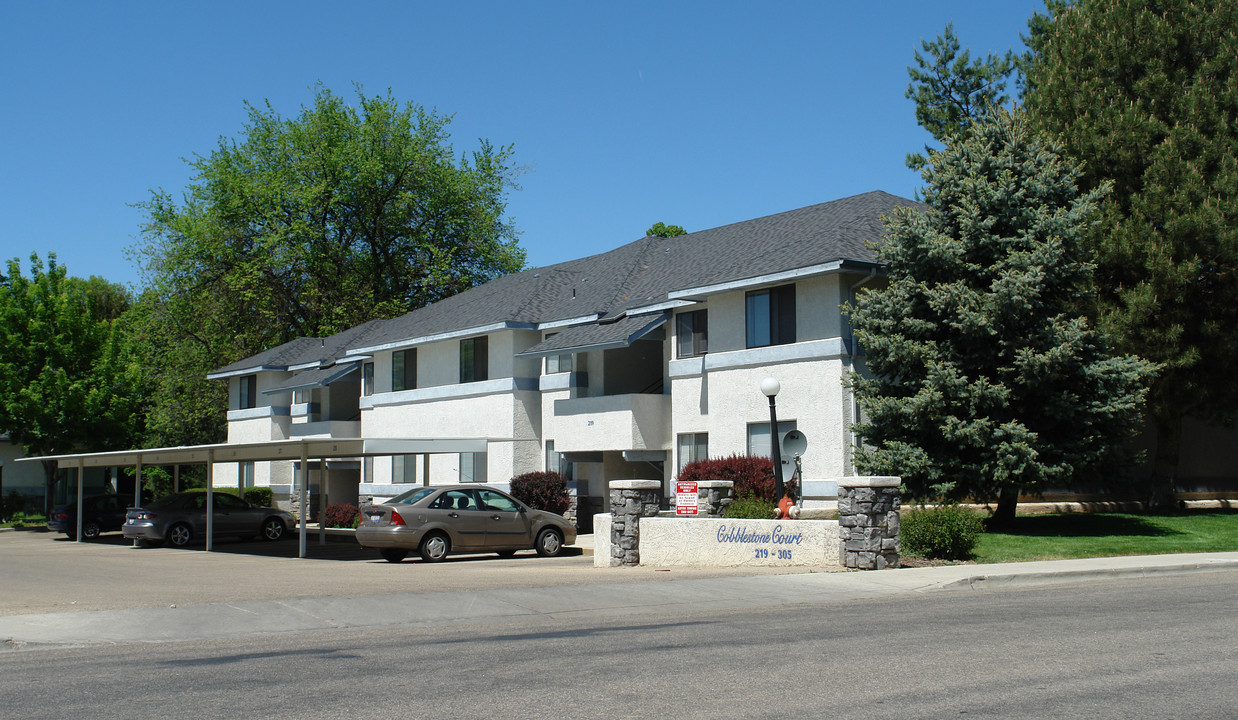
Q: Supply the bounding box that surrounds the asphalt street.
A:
[4,571,1236,719]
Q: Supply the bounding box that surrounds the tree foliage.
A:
[905,22,1017,168]
[646,222,687,238]
[132,85,527,446]
[847,109,1155,525]
[0,254,145,508]
[1022,0,1238,492]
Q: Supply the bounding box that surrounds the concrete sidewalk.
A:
[4,551,1236,650]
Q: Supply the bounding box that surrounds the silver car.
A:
[356,485,577,563]
[123,492,294,547]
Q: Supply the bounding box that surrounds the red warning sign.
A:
[676,481,699,516]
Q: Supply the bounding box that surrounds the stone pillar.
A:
[697,480,733,518]
[837,476,901,570]
[609,480,662,567]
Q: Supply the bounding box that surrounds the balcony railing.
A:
[548,393,671,453]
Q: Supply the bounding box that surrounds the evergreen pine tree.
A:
[847,108,1155,525]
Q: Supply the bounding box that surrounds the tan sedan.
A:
[355,485,576,563]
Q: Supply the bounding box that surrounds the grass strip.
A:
[972,510,1238,564]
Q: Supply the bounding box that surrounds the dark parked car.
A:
[123,492,294,547]
[48,494,131,540]
[356,485,577,563]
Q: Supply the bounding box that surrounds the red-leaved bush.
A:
[323,503,359,528]
[676,455,797,501]
[509,471,570,516]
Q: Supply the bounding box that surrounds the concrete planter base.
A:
[594,514,840,568]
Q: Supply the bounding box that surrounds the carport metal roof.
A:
[19,436,503,558]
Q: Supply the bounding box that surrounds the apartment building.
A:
[206,191,919,528]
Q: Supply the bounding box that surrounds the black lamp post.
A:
[760,377,785,500]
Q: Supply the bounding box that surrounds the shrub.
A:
[677,455,798,502]
[901,505,984,560]
[243,487,274,507]
[323,503,359,528]
[509,471,570,515]
[723,495,777,519]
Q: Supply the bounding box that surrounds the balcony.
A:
[289,420,362,439]
[548,393,671,453]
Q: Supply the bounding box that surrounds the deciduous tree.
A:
[646,222,686,238]
[0,254,145,510]
[133,85,526,445]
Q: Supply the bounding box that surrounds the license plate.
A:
[368,513,384,524]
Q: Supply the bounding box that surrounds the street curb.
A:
[931,559,1238,591]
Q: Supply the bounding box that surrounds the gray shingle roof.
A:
[212,190,918,374]
[516,313,669,357]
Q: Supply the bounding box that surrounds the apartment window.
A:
[748,420,798,478]
[239,375,257,409]
[676,309,708,358]
[362,362,374,397]
[676,433,709,473]
[392,349,417,392]
[240,461,255,488]
[546,440,573,481]
[542,333,571,374]
[362,456,373,484]
[745,284,796,348]
[293,388,308,404]
[460,336,489,383]
[392,454,416,484]
[459,452,487,483]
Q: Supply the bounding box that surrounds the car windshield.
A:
[145,494,188,510]
[387,487,436,505]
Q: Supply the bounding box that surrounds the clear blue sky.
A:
[1,1,1044,289]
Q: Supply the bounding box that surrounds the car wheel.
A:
[535,527,564,557]
[381,548,408,563]
[261,517,285,541]
[496,550,517,558]
[419,532,450,562]
[82,521,101,540]
[167,523,193,547]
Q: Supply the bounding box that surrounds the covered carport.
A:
[19,437,494,557]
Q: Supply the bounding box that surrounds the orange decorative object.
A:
[776,495,799,520]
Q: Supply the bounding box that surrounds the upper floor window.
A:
[543,334,573,374]
[392,349,417,392]
[239,374,257,409]
[746,284,796,348]
[362,362,374,396]
[460,336,489,383]
[676,309,708,358]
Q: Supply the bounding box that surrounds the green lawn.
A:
[972,510,1238,563]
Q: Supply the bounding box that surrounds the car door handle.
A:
[448,512,459,518]
[490,515,502,520]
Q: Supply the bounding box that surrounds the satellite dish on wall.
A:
[781,430,808,458]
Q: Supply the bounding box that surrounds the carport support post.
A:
[205,449,214,552]
[133,461,142,548]
[74,460,84,543]
[298,447,308,559]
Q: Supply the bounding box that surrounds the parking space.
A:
[1,528,797,618]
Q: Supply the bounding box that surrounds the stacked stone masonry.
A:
[837,476,901,570]
[609,480,662,567]
[695,481,733,518]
